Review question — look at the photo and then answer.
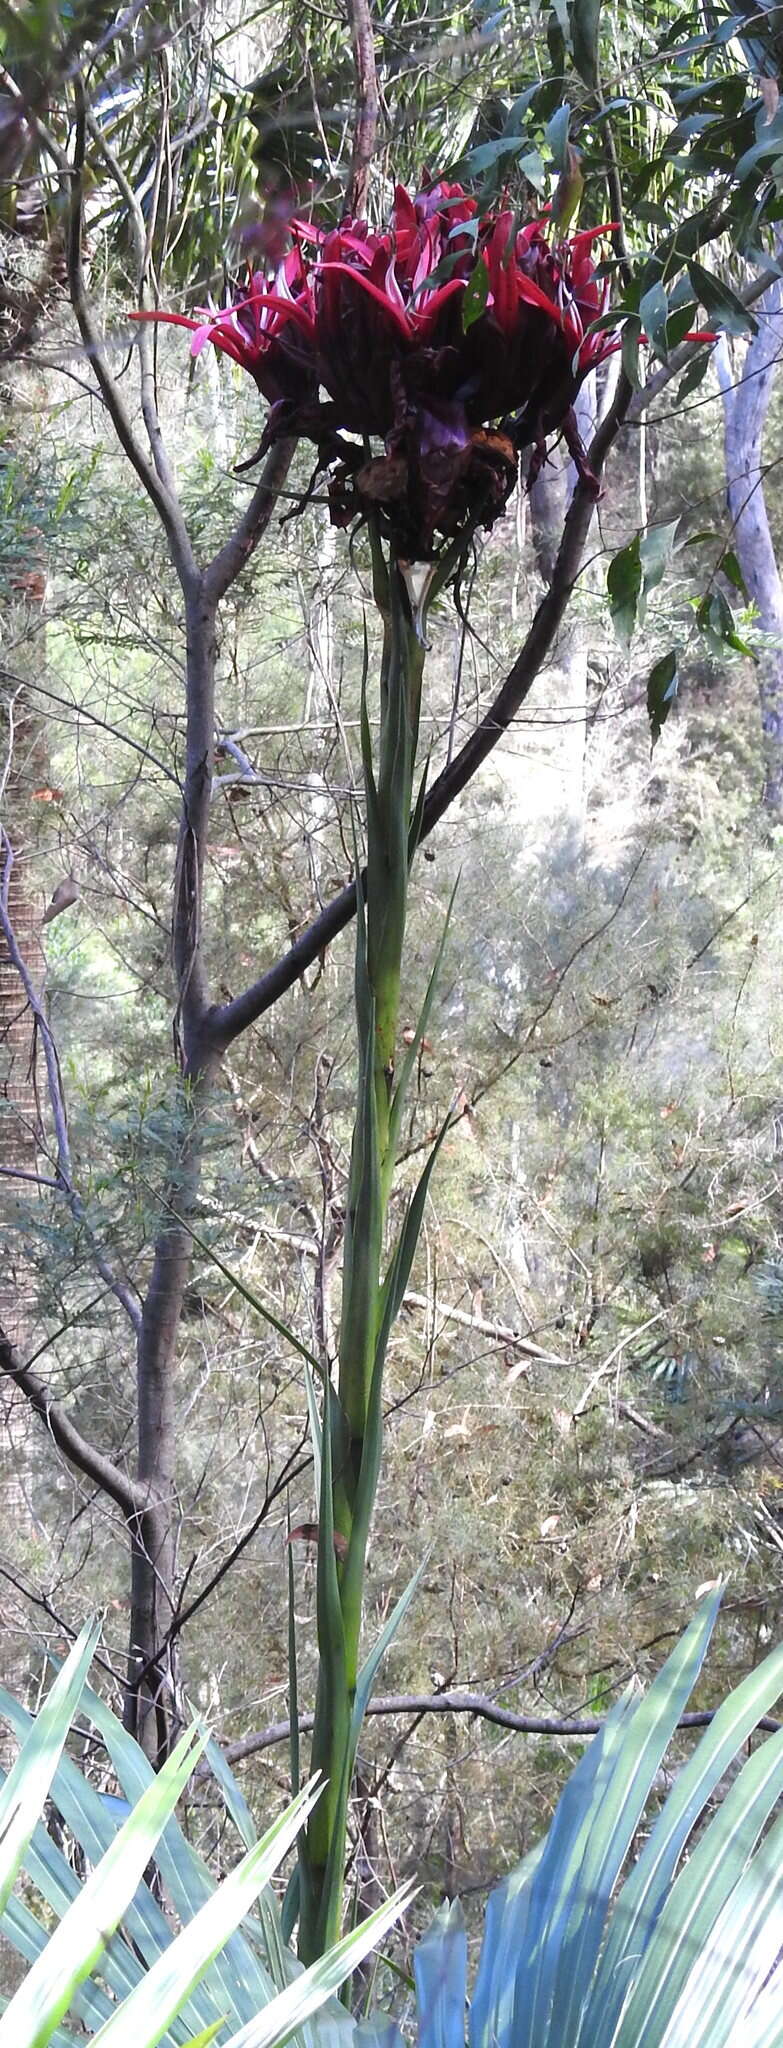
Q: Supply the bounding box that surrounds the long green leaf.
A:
[352,1557,430,1744]
[88,1778,324,2048]
[303,1359,323,1507]
[613,1724,783,2048]
[0,1891,122,2034]
[386,878,458,1174]
[741,1966,783,2048]
[304,1365,349,1954]
[581,1628,783,2045]
[0,1810,171,2034]
[376,1109,454,1357]
[0,1684,184,1985]
[469,1845,545,2048]
[200,1732,292,1998]
[660,1805,783,2048]
[0,1722,206,2048]
[414,1895,467,2048]
[543,1591,721,2048]
[511,1689,639,2048]
[0,1617,100,1918]
[219,1884,416,2048]
[73,1676,271,2029]
[317,1557,429,1961]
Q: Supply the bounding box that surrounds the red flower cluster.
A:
[137,180,618,556]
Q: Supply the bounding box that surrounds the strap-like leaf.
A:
[660,1804,783,2048]
[542,1591,721,2048]
[0,1617,100,1919]
[582,1626,783,2046]
[74,1676,273,2028]
[613,1724,783,2048]
[414,1899,467,2048]
[88,1779,324,2048]
[386,877,459,1174]
[219,1883,415,2048]
[0,1721,207,2048]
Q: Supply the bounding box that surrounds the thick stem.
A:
[300,558,421,1960]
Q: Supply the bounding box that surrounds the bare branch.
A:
[203,439,298,606]
[0,1326,145,1520]
[84,104,178,503]
[67,82,197,587]
[221,1692,783,1763]
[130,1443,311,1695]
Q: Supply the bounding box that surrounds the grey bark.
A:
[715,276,783,811]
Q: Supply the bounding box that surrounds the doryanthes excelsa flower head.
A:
[132,176,620,559]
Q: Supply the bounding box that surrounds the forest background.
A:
[3,0,783,1984]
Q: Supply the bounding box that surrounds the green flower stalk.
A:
[298,536,443,1963]
[136,172,619,1965]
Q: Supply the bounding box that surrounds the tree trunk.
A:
[0,578,47,1793]
[0,575,48,1493]
[124,579,218,1762]
[716,278,783,812]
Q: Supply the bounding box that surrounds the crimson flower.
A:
[134,178,620,557]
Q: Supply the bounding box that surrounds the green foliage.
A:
[0,1631,410,2046]
[338,1598,783,2048]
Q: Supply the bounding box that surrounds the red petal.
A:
[316,261,412,339]
[127,309,200,330]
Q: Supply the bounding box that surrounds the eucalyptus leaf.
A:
[647,649,679,744]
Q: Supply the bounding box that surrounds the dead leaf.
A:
[402,1026,434,1050]
[287,1522,348,1562]
[32,787,63,803]
[539,1513,560,1537]
[10,567,46,602]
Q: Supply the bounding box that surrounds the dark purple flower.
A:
[131,179,620,555]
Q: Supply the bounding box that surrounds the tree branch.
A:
[67,82,197,587]
[221,1691,783,1763]
[84,104,179,504]
[129,1445,311,1696]
[0,1327,145,1520]
[203,439,298,606]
